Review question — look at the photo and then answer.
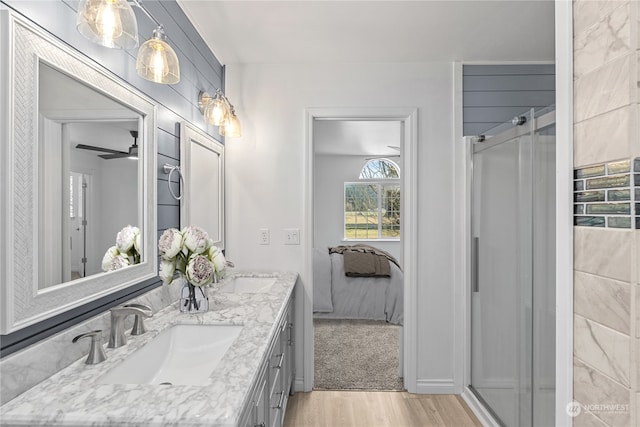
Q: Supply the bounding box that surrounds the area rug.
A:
[314,319,404,391]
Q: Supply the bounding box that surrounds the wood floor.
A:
[283,390,482,427]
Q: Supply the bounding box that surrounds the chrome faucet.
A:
[123,303,153,336]
[108,304,153,348]
[72,330,107,364]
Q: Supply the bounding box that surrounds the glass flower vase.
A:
[179,282,208,313]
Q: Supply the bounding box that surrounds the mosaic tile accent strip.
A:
[574,158,639,229]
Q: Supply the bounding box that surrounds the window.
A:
[359,158,399,179]
[344,158,400,240]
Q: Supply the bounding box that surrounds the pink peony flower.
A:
[185,254,214,286]
[182,226,210,255]
[116,225,140,253]
[107,254,130,271]
[158,228,183,259]
[159,259,177,285]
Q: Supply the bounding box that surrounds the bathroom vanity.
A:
[0,271,297,427]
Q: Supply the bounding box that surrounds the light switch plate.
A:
[284,228,300,245]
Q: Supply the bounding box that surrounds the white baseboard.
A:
[415,379,459,394]
[461,387,500,427]
[293,376,306,393]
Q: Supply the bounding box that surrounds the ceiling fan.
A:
[76,130,139,159]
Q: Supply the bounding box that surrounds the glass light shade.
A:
[204,94,229,126]
[136,27,180,84]
[221,112,241,138]
[77,0,138,49]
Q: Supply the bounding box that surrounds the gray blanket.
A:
[328,244,401,270]
[313,248,404,325]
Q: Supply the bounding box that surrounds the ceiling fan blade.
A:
[76,144,122,154]
[99,152,130,159]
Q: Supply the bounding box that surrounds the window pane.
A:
[382,185,400,237]
[359,158,400,179]
[345,182,400,240]
[345,183,379,239]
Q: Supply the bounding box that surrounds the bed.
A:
[312,245,404,325]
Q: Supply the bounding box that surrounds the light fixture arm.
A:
[128,0,162,28]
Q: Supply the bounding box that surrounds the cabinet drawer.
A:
[269,389,285,426]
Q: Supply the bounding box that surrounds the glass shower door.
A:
[471,111,534,427]
[470,108,556,427]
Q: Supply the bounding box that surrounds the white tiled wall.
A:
[573,0,640,425]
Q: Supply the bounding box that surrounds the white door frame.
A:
[554,1,574,425]
[303,107,419,392]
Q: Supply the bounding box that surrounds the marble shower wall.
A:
[573,0,640,425]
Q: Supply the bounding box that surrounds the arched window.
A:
[344,158,401,240]
[359,158,400,179]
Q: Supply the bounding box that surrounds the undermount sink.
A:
[218,276,277,293]
[99,324,243,386]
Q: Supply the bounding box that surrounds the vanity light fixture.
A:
[135,25,180,84]
[199,91,242,138]
[77,0,138,49]
[76,0,180,84]
[200,89,230,126]
[220,106,241,138]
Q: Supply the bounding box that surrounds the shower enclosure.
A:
[470,107,556,426]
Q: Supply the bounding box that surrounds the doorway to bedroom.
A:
[310,116,406,391]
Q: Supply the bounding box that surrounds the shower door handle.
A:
[472,237,479,293]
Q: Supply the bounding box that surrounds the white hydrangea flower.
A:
[101,246,120,272]
[116,225,140,253]
[185,254,214,286]
[158,228,183,260]
[182,226,210,255]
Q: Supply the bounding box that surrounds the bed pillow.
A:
[313,248,333,312]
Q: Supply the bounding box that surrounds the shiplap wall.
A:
[463,64,555,136]
[0,0,224,356]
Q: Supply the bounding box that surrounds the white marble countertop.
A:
[0,271,297,427]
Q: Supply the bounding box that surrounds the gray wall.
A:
[0,0,224,356]
[463,64,555,136]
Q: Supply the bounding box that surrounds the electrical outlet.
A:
[259,228,270,245]
[284,228,300,245]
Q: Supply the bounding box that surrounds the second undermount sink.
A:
[99,324,243,386]
[218,276,277,293]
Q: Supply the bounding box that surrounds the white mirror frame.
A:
[0,11,158,334]
[179,121,225,249]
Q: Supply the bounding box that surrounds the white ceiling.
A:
[313,120,402,156]
[178,0,555,65]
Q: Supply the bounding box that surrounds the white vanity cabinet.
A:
[243,297,294,427]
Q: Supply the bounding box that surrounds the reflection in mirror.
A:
[37,62,142,290]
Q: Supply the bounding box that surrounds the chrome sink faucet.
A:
[108,304,153,348]
[72,330,107,364]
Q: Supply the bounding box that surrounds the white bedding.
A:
[312,248,404,325]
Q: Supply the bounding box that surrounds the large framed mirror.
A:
[180,121,225,249]
[0,11,157,334]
